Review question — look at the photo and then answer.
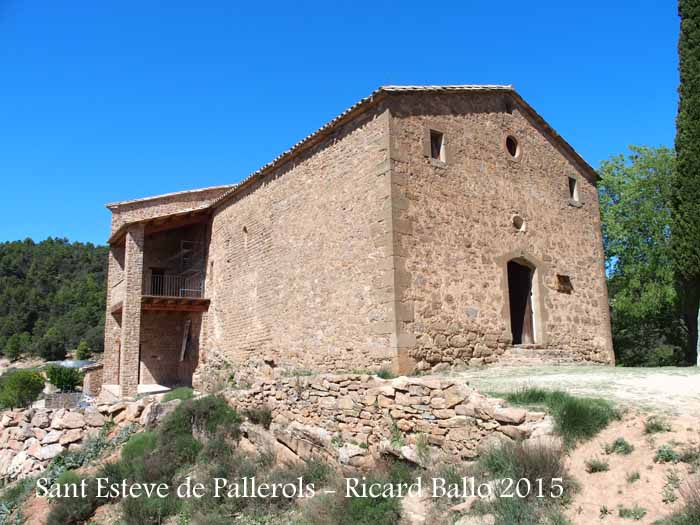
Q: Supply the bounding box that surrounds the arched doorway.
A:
[507,259,535,344]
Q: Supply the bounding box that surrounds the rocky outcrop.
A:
[227,373,553,468]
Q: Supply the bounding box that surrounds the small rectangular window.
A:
[557,274,573,294]
[568,177,579,201]
[430,130,445,162]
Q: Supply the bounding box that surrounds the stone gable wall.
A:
[387,93,613,370]
[109,186,231,233]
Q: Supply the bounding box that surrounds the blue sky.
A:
[0,1,679,245]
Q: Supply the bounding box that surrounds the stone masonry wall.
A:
[200,104,398,377]
[228,373,550,465]
[108,186,232,232]
[0,398,175,482]
[388,93,613,370]
[139,311,201,386]
[0,407,108,481]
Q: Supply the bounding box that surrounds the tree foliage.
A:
[599,146,685,366]
[0,238,108,361]
[672,0,700,365]
[45,364,84,392]
[0,369,45,409]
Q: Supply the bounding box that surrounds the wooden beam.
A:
[142,302,209,312]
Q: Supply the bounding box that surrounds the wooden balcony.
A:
[144,273,204,298]
[110,274,209,315]
[142,273,209,312]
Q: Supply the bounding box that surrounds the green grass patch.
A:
[477,439,577,507]
[501,387,621,446]
[162,387,194,402]
[618,505,647,520]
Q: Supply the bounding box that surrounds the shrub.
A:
[119,431,158,479]
[655,444,681,464]
[74,341,91,360]
[376,368,396,380]
[0,369,44,409]
[243,405,273,430]
[626,471,641,483]
[584,458,610,473]
[0,477,34,520]
[663,476,700,524]
[644,415,672,434]
[680,476,700,523]
[503,388,620,446]
[389,421,404,448]
[46,475,100,525]
[162,387,194,402]
[121,492,180,525]
[603,437,634,455]
[680,446,700,465]
[45,365,83,392]
[160,396,241,444]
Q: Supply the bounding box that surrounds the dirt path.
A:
[448,365,700,417]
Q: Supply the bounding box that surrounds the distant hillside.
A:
[0,238,108,361]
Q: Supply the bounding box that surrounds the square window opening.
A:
[430,130,445,162]
[557,274,574,294]
[568,177,579,201]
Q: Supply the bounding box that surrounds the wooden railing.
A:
[144,274,203,298]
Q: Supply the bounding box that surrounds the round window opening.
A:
[506,135,520,158]
[512,215,525,231]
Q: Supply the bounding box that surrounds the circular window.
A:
[506,135,520,158]
[512,215,525,231]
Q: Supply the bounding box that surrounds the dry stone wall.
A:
[228,373,552,466]
[0,398,168,482]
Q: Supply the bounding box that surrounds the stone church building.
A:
[101,85,614,398]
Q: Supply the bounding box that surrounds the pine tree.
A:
[673,0,700,365]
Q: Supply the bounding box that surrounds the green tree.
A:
[0,238,107,360]
[35,326,67,361]
[75,340,91,360]
[2,332,31,361]
[672,0,700,366]
[598,146,684,366]
[0,369,45,409]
